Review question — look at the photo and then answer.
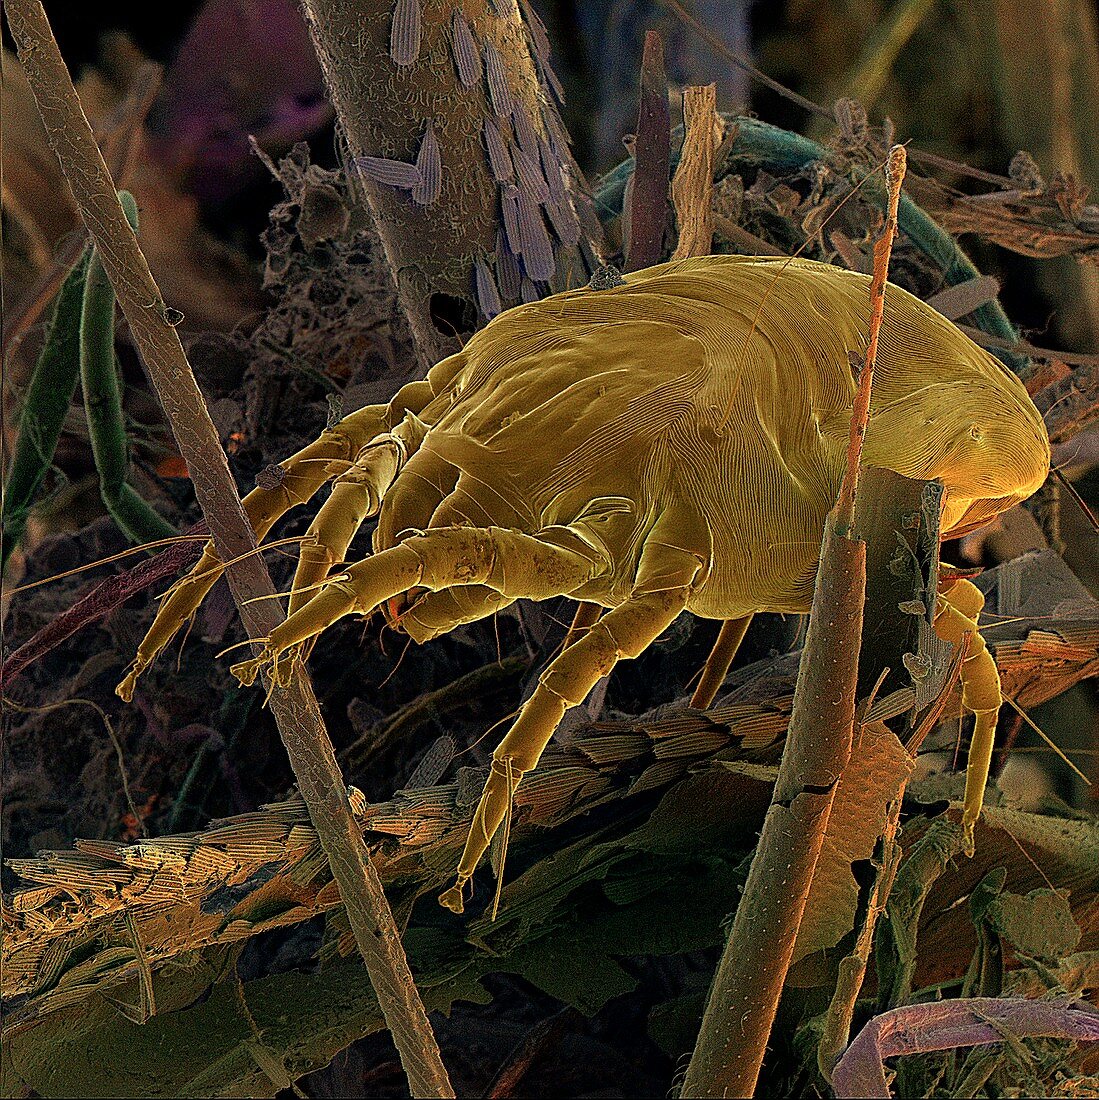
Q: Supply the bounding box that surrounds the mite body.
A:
[118,255,1050,908]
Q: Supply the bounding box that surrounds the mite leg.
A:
[374,448,460,551]
[690,615,753,709]
[439,585,694,913]
[288,441,402,619]
[563,601,603,650]
[116,404,402,699]
[933,577,999,850]
[391,586,516,642]
[939,573,985,620]
[231,524,606,687]
[439,517,707,913]
[287,412,428,631]
[383,475,534,641]
[116,369,449,700]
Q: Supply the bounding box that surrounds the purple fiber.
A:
[520,277,540,303]
[1,522,206,687]
[495,228,522,299]
[451,10,482,88]
[626,29,671,273]
[474,257,503,319]
[412,123,441,205]
[832,997,1099,1099]
[483,40,514,118]
[389,0,421,66]
[483,119,514,183]
[516,189,555,281]
[354,155,420,189]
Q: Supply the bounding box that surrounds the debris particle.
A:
[255,463,287,491]
[588,265,626,290]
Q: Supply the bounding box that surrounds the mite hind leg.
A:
[690,615,753,709]
[439,515,707,913]
[933,576,999,850]
[439,585,695,913]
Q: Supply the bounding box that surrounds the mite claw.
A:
[272,648,301,687]
[438,878,468,914]
[115,662,145,702]
[961,820,976,857]
[231,642,304,689]
[230,654,269,686]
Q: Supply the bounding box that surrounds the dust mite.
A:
[117,254,1051,912]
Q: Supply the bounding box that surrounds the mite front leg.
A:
[287,413,428,652]
[115,373,446,700]
[933,577,1000,851]
[116,403,397,700]
[230,525,604,688]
